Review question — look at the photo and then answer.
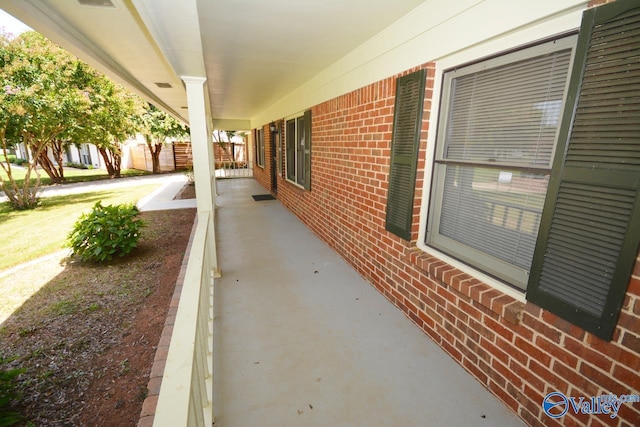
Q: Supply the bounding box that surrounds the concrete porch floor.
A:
[213,178,525,427]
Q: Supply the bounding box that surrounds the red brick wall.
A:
[263,15,640,427]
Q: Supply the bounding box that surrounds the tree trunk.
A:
[113,150,121,178]
[146,139,162,174]
[50,140,66,179]
[97,146,122,178]
[0,133,44,209]
[36,150,64,184]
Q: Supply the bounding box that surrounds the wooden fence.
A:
[130,142,193,172]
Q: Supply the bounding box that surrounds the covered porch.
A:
[209,178,522,426]
[2,2,602,425]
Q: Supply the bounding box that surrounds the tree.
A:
[1,30,144,208]
[71,64,143,178]
[139,103,188,174]
[1,31,91,208]
[212,130,238,163]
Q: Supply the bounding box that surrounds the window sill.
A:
[406,248,525,325]
[284,178,307,191]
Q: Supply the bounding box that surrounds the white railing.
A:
[154,211,214,427]
[214,160,254,178]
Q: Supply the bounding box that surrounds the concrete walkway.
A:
[0,172,196,211]
[135,173,196,211]
[213,178,524,427]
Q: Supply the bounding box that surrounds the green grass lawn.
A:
[0,184,159,271]
[0,166,150,187]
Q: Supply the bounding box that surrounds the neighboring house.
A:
[10,141,104,169]
[253,0,640,425]
[14,136,192,173]
[12,142,28,161]
[64,143,103,169]
[14,141,117,170]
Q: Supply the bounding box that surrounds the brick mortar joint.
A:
[406,248,525,325]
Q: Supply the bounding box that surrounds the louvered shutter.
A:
[304,109,312,191]
[253,128,258,166]
[255,128,264,167]
[527,0,640,340]
[385,69,426,240]
[286,119,295,181]
[277,120,282,177]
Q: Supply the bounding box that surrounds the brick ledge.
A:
[406,248,525,324]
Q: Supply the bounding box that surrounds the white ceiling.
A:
[0,0,425,126]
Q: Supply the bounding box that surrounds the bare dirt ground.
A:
[0,184,196,426]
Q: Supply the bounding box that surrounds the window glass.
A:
[285,113,309,188]
[427,37,575,290]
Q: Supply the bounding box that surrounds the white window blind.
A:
[428,38,575,290]
[444,51,572,167]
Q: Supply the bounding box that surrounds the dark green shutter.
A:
[385,69,426,240]
[259,128,265,167]
[527,0,640,340]
[253,128,258,165]
[286,119,295,181]
[304,109,312,191]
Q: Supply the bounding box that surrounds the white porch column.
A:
[182,76,220,277]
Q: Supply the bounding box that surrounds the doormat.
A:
[252,194,276,201]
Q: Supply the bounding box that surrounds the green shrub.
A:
[67,201,145,262]
[64,161,88,169]
[0,356,25,427]
[12,158,27,166]
[0,155,17,164]
[185,167,195,184]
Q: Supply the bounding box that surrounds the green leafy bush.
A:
[64,161,88,169]
[0,155,27,166]
[0,356,25,427]
[67,201,145,262]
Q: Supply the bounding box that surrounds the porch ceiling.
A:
[0,0,425,126]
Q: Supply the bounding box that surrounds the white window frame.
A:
[417,20,582,301]
[284,112,306,188]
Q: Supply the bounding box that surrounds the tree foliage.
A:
[213,130,239,162]
[0,31,142,209]
[70,62,143,178]
[138,103,188,173]
[0,32,88,208]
